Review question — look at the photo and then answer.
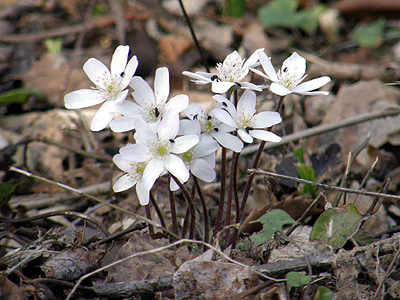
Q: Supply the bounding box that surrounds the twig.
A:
[250,169,400,201]
[9,167,180,241]
[299,50,400,82]
[65,238,283,300]
[285,192,325,237]
[0,211,110,237]
[237,108,400,159]
[373,242,400,299]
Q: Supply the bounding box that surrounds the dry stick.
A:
[149,192,166,232]
[333,134,370,207]
[91,222,147,247]
[250,169,400,201]
[212,147,227,244]
[193,177,210,244]
[9,167,182,242]
[365,178,390,217]
[169,173,196,239]
[0,211,110,237]
[373,243,400,300]
[237,108,400,159]
[353,157,379,205]
[65,238,283,300]
[285,192,325,237]
[177,0,210,73]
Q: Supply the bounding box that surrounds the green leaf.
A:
[310,203,363,249]
[351,19,385,48]
[224,0,246,18]
[0,88,44,105]
[286,271,311,287]
[250,209,295,245]
[298,5,328,35]
[0,181,25,204]
[314,286,334,300]
[295,163,317,197]
[257,0,300,28]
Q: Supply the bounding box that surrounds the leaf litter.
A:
[1,0,400,299]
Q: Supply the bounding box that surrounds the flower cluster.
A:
[64,45,331,206]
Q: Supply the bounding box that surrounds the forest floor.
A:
[1,0,400,299]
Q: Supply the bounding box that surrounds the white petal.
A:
[282,52,306,79]
[238,129,253,143]
[211,82,235,94]
[90,103,114,131]
[258,52,279,82]
[212,131,243,153]
[191,158,216,182]
[130,76,155,107]
[83,58,110,85]
[120,55,139,89]
[142,159,164,190]
[154,67,170,105]
[113,100,142,117]
[110,45,129,76]
[192,138,219,158]
[169,178,180,192]
[182,71,213,83]
[134,118,158,143]
[109,116,136,132]
[292,76,331,94]
[242,48,264,71]
[64,89,104,109]
[136,181,150,205]
[237,90,256,116]
[113,89,129,105]
[250,130,281,142]
[120,144,151,162]
[270,83,291,96]
[184,104,204,120]
[158,110,179,141]
[213,95,237,118]
[165,94,189,113]
[113,174,137,192]
[165,154,189,183]
[253,111,282,128]
[179,119,201,136]
[213,108,237,128]
[238,81,263,91]
[296,90,330,96]
[171,135,199,154]
[112,154,131,172]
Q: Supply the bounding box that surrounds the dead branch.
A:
[93,275,174,298]
[300,51,400,82]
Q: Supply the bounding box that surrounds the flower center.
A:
[151,140,170,160]
[216,55,244,82]
[182,151,194,164]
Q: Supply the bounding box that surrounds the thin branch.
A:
[9,167,180,241]
[65,238,283,300]
[237,108,400,159]
[250,169,400,201]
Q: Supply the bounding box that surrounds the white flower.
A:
[213,90,282,144]
[252,52,331,96]
[112,154,150,205]
[109,67,188,132]
[180,104,243,153]
[119,110,199,192]
[170,136,219,191]
[64,45,138,131]
[182,49,264,94]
